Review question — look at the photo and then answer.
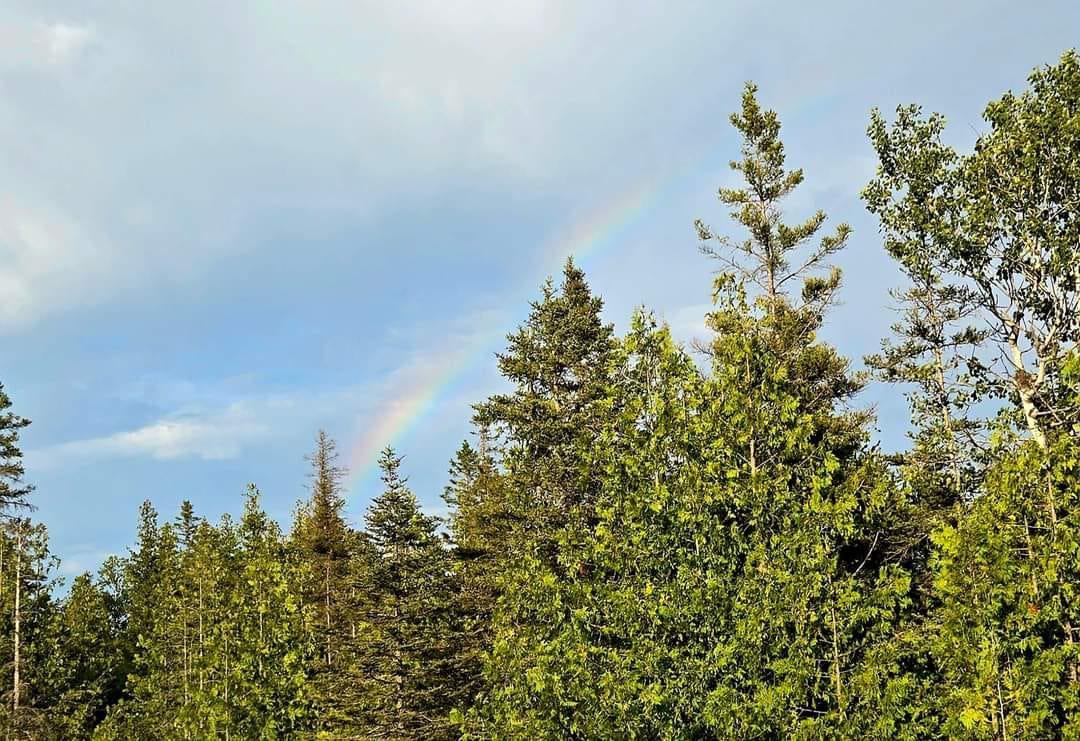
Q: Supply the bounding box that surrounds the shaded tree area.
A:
[0,49,1076,739]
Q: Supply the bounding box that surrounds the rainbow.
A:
[341,80,837,496]
[344,177,661,494]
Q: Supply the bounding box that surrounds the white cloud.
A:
[44,22,95,64]
[0,15,95,69]
[0,1,731,330]
[0,0,1065,334]
[25,300,509,470]
[31,401,274,466]
[0,198,109,328]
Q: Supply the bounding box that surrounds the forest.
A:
[0,50,1077,740]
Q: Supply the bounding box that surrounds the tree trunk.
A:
[1008,339,1047,449]
[932,343,962,495]
[11,524,22,737]
[325,558,332,667]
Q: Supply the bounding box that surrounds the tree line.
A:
[0,50,1077,739]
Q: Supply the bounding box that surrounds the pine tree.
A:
[695,81,851,318]
[865,272,986,506]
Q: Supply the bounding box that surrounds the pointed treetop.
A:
[0,382,33,511]
[696,81,850,315]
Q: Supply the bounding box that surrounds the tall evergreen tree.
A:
[0,383,33,512]
[442,434,512,726]
[474,257,616,536]
[695,82,851,318]
[472,259,616,734]
[43,572,123,738]
[291,430,353,732]
[228,485,310,737]
[0,519,58,739]
[352,448,459,740]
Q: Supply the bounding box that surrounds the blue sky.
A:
[2,0,1077,578]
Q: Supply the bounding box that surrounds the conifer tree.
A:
[865,271,986,506]
[0,519,58,739]
[352,448,459,739]
[291,430,354,732]
[473,260,616,732]
[483,312,715,737]
[442,434,512,725]
[688,83,913,736]
[230,485,309,737]
[474,258,616,536]
[695,82,851,318]
[0,383,32,512]
[95,499,164,737]
[43,572,122,738]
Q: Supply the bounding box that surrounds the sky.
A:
[2,0,1078,579]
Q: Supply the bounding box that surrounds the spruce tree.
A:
[291,430,354,733]
[474,257,616,537]
[473,260,616,733]
[0,383,33,511]
[490,312,716,737]
[353,448,459,739]
[442,434,513,728]
[43,572,122,738]
[0,519,59,739]
[293,434,350,659]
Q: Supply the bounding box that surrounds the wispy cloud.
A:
[0,14,95,69]
[27,385,375,469]
[30,401,276,467]
[26,302,509,472]
[0,198,109,329]
[43,22,95,64]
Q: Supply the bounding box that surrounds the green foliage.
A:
[0,383,33,511]
[865,50,1080,449]
[931,435,1080,739]
[0,519,59,739]
[472,260,616,736]
[97,491,308,739]
[349,448,462,739]
[695,82,851,314]
[43,572,124,738]
[0,48,1078,741]
[291,430,354,733]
